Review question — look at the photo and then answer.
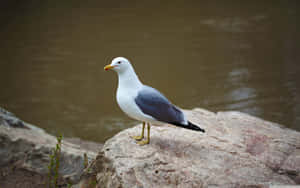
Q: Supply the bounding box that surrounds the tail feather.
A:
[170,121,205,133]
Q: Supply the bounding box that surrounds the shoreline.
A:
[1,107,300,187]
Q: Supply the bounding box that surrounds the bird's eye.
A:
[118,61,121,64]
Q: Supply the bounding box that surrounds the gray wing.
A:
[134,85,185,124]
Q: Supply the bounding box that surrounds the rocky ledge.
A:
[0,107,103,188]
[77,108,300,188]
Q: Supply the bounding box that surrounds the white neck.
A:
[117,66,142,91]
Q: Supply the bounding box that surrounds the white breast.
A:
[116,86,156,123]
[114,63,157,123]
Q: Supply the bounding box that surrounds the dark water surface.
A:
[0,1,299,142]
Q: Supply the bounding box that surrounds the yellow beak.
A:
[104,64,114,71]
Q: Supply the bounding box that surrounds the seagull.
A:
[104,57,205,145]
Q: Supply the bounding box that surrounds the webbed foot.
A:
[137,139,150,146]
[131,122,145,141]
[131,135,144,141]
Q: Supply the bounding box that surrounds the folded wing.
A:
[134,86,186,125]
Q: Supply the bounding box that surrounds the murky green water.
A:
[0,1,299,142]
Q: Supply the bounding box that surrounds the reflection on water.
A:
[0,0,299,142]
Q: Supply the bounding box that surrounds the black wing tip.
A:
[170,121,205,133]
[188,121,205,133]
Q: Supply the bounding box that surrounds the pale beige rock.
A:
[0,107,103,185]
[78,108,300,188]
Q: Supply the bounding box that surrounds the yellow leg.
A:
[131,122,145,141]
[138,123,150,145]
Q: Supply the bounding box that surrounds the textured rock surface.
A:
[77,108,300,188]
[0,107,103,187]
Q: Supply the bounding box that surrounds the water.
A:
[0,0,299,143]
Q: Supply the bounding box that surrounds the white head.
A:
[104,57,133,74]
[104,57,142,87]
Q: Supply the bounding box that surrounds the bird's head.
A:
[104,57,132,74]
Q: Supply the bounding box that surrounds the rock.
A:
[0,107,27,128]
[77,108,300,188]
[0,107,103,187]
